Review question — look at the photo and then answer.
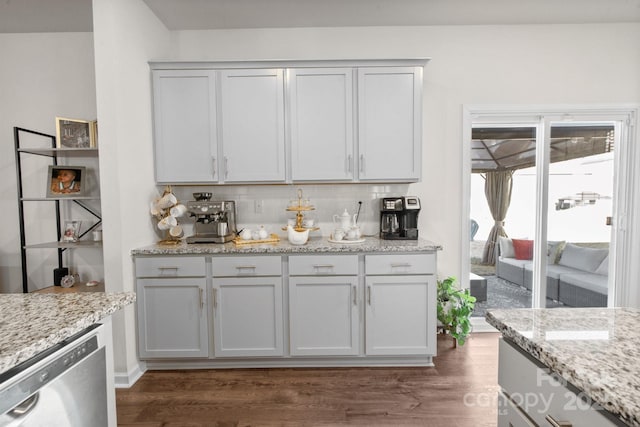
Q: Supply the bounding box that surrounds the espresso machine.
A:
[380,196,421,240]
[186,194,237,243]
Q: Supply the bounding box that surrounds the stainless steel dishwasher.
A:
[0,324,108,427]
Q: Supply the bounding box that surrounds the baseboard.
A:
[114,361,147,388]
[471,316,499,332]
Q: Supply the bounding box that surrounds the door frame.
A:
[461,104,639,312]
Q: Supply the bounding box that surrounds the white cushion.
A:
[547,241,565,264]
[560,273,608,294]
[558,243,609,273]
[498,236,515,258]
[595,255,609,276]
[500,257,531,269]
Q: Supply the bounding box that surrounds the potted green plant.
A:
[437,276,476,347]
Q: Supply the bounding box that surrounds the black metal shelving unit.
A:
[14,127,102,293]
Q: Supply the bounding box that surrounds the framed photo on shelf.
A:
[55,117,97,149]
[62,220,82,242]
[47,165,86,197]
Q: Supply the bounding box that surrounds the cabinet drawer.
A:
[365,254,435,275]
[212,256,281,277]
[289,255,358,276]
[499,339,620,427]
[135,256,206,277]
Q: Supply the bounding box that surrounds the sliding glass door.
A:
[466,109,628,315]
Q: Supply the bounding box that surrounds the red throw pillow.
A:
[512,239,534,260]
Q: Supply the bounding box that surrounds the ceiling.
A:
[1,0,640,33]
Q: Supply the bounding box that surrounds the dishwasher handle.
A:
[7,392,39,418]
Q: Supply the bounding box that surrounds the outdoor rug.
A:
[471,275,562,318]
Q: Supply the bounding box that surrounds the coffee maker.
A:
[186,194,237,243]
[380,196,421,240]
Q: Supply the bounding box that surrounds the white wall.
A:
[0,32,98,293]
[92,0,171,381]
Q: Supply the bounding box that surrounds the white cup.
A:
[157,216,177,230]
[333,229,345,241]
[150,201,164,217]
[170,204,187,217]
[302,218,315,228]
[157,192,177,209]
[169,225,183,237]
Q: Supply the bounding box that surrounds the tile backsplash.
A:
[167,183,411,238]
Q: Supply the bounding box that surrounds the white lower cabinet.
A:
[136,278,209,358]
[498,338,621,427]
[212,255,284,357]
[364,275,435,356]
[289,276,360,356]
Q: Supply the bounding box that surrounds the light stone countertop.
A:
[131,236,442,255]
[486,307,640,427]
[0,292,136,376]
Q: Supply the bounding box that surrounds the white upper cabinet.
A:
[218,69,286,183]
[288,68,354,181]
[150,60,426,184]
[152,69,217,183]
[357,67,422,182]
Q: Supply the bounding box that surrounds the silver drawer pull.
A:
[367,285,372,305]
[313,264,335,270]
[545,415,572,427]
[390,263,412,268]
[199,288,204,310]
[158,266,179,276]
[352,285,357,305]
[236,265,257,270]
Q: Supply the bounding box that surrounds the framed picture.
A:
[47,165,86,197]
[62,220,82,242]
[55,117,97,148]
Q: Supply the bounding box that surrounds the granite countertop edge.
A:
[486,309,639,427]
[131,236,442,255]
[0,292,136,376]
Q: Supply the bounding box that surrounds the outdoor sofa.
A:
[495,238,609,307]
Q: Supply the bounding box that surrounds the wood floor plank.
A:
[117,332,500,426]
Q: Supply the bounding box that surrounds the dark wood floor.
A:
[116,333,500,427]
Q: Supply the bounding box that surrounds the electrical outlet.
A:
[254,199,264,214]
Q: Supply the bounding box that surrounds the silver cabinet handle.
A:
[545,415,572,427]
[352,285,357,305]
[367,285,372,305]
[199,288,204,310]
[359,154,364,172]
[224,156,229,180]
[211,156,216,178]
[312,264,335,272]
[391,263,412,268]
[158,266,178,276]
[347,155,352,173]
[212,288,218,308]
[236,265,257,272]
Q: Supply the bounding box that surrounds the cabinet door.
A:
[136,278,208,358]
[152,70,218,183]
[289,276,359,356]
[365,275,435,356]
[497,392,537,427]
[289,68,354,181]
[219,69,286,183]
[357,67,422,182]
[212,277,284,357]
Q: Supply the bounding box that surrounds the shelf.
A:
[21,196,100,201]
[25,241,102,249]
[34,281,105,293]
[17,147,98,156]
